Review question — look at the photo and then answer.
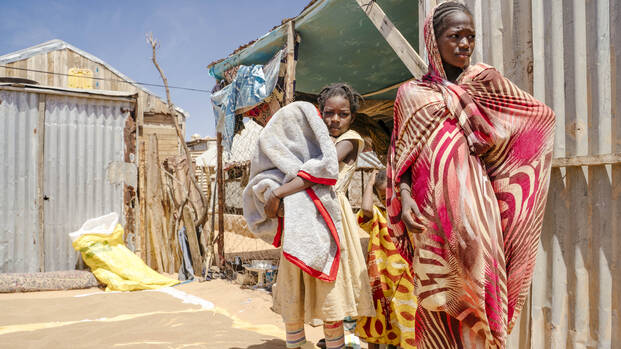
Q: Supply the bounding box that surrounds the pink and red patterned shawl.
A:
[386,4,555,348]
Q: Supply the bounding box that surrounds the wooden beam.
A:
[418,0,436,60]
[138,139,146,261]
[216,132,225,267]
[135,94,145,260]
[146,135,167,271]
[285,20,297,104]
[355,0,427,78]
[551,153,621,167]
[36,95,46,272]
[183,207,203,276]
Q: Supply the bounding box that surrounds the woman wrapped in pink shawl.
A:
[387,2,555,348]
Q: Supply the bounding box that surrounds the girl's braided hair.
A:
[317,82,363,115]
[433,1,472,38]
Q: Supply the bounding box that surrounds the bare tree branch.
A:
[147,33,209,227]
[147,33,214,273]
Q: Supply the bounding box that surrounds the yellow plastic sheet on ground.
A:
[70,213,179,291]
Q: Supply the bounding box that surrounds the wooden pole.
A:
[146,135,166,272]
[551,153,621,167]
[216,132,225,267]
[36,94,46,272]
[183,206,203,276]
[206,171,217,273]
[285,20,297,104]
[355,0,427,78]
[135,94,144,260]
[138,139,147,262]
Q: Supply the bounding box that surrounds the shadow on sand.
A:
[230,338,287,349]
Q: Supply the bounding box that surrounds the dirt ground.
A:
[0,279,343,349]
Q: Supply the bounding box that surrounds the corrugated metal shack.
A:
[440,0,619,347]
[208,0,620,347]
[0,83,136,272]
[0,40,190,273]
[0,39,188,161]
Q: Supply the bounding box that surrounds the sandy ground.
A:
[0,279,332,349]
[0,217,372,348]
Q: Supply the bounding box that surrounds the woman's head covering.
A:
[423,5,446,79]
[424,2,474,81]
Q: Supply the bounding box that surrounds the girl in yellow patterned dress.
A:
[356,169,418,349]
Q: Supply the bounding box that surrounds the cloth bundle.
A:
[243,101,343,281]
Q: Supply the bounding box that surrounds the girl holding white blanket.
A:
[244,83,374,349]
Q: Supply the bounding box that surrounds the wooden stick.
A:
[147,33,209,227]
[146,135,166,271]
[183,207,203,276]
[164,172,182,271]
[355,0,427,78]
[217,132,225,267]
[207,169,217,271]
[285,21,297,104]
[135,96,144,260]
[138,140,147,261]
[162,167,188,241]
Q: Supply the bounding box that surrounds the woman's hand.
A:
[400,189,424,235]
[264,191,282,219]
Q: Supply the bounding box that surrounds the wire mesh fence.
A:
[214,121,281,267]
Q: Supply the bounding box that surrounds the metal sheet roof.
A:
[0,39,188,117]
[0,83,137,99]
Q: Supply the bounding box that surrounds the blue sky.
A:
[0,0,308,138]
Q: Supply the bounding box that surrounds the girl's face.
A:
[375,181,387,204]
[322,95,354,137]
[436,11,476,70]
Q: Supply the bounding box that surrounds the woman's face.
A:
[323,95,354,137]
[436,11,476,70]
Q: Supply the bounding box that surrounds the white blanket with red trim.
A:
[243,101,343,281]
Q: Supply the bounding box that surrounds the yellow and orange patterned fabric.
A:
[356,206,417,349]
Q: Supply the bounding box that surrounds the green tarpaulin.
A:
[208,0,421,101]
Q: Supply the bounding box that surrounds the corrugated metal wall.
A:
[0,88,131,272]
[0,90,41,272]
[43,96,129,271]
[419,0,620,347]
